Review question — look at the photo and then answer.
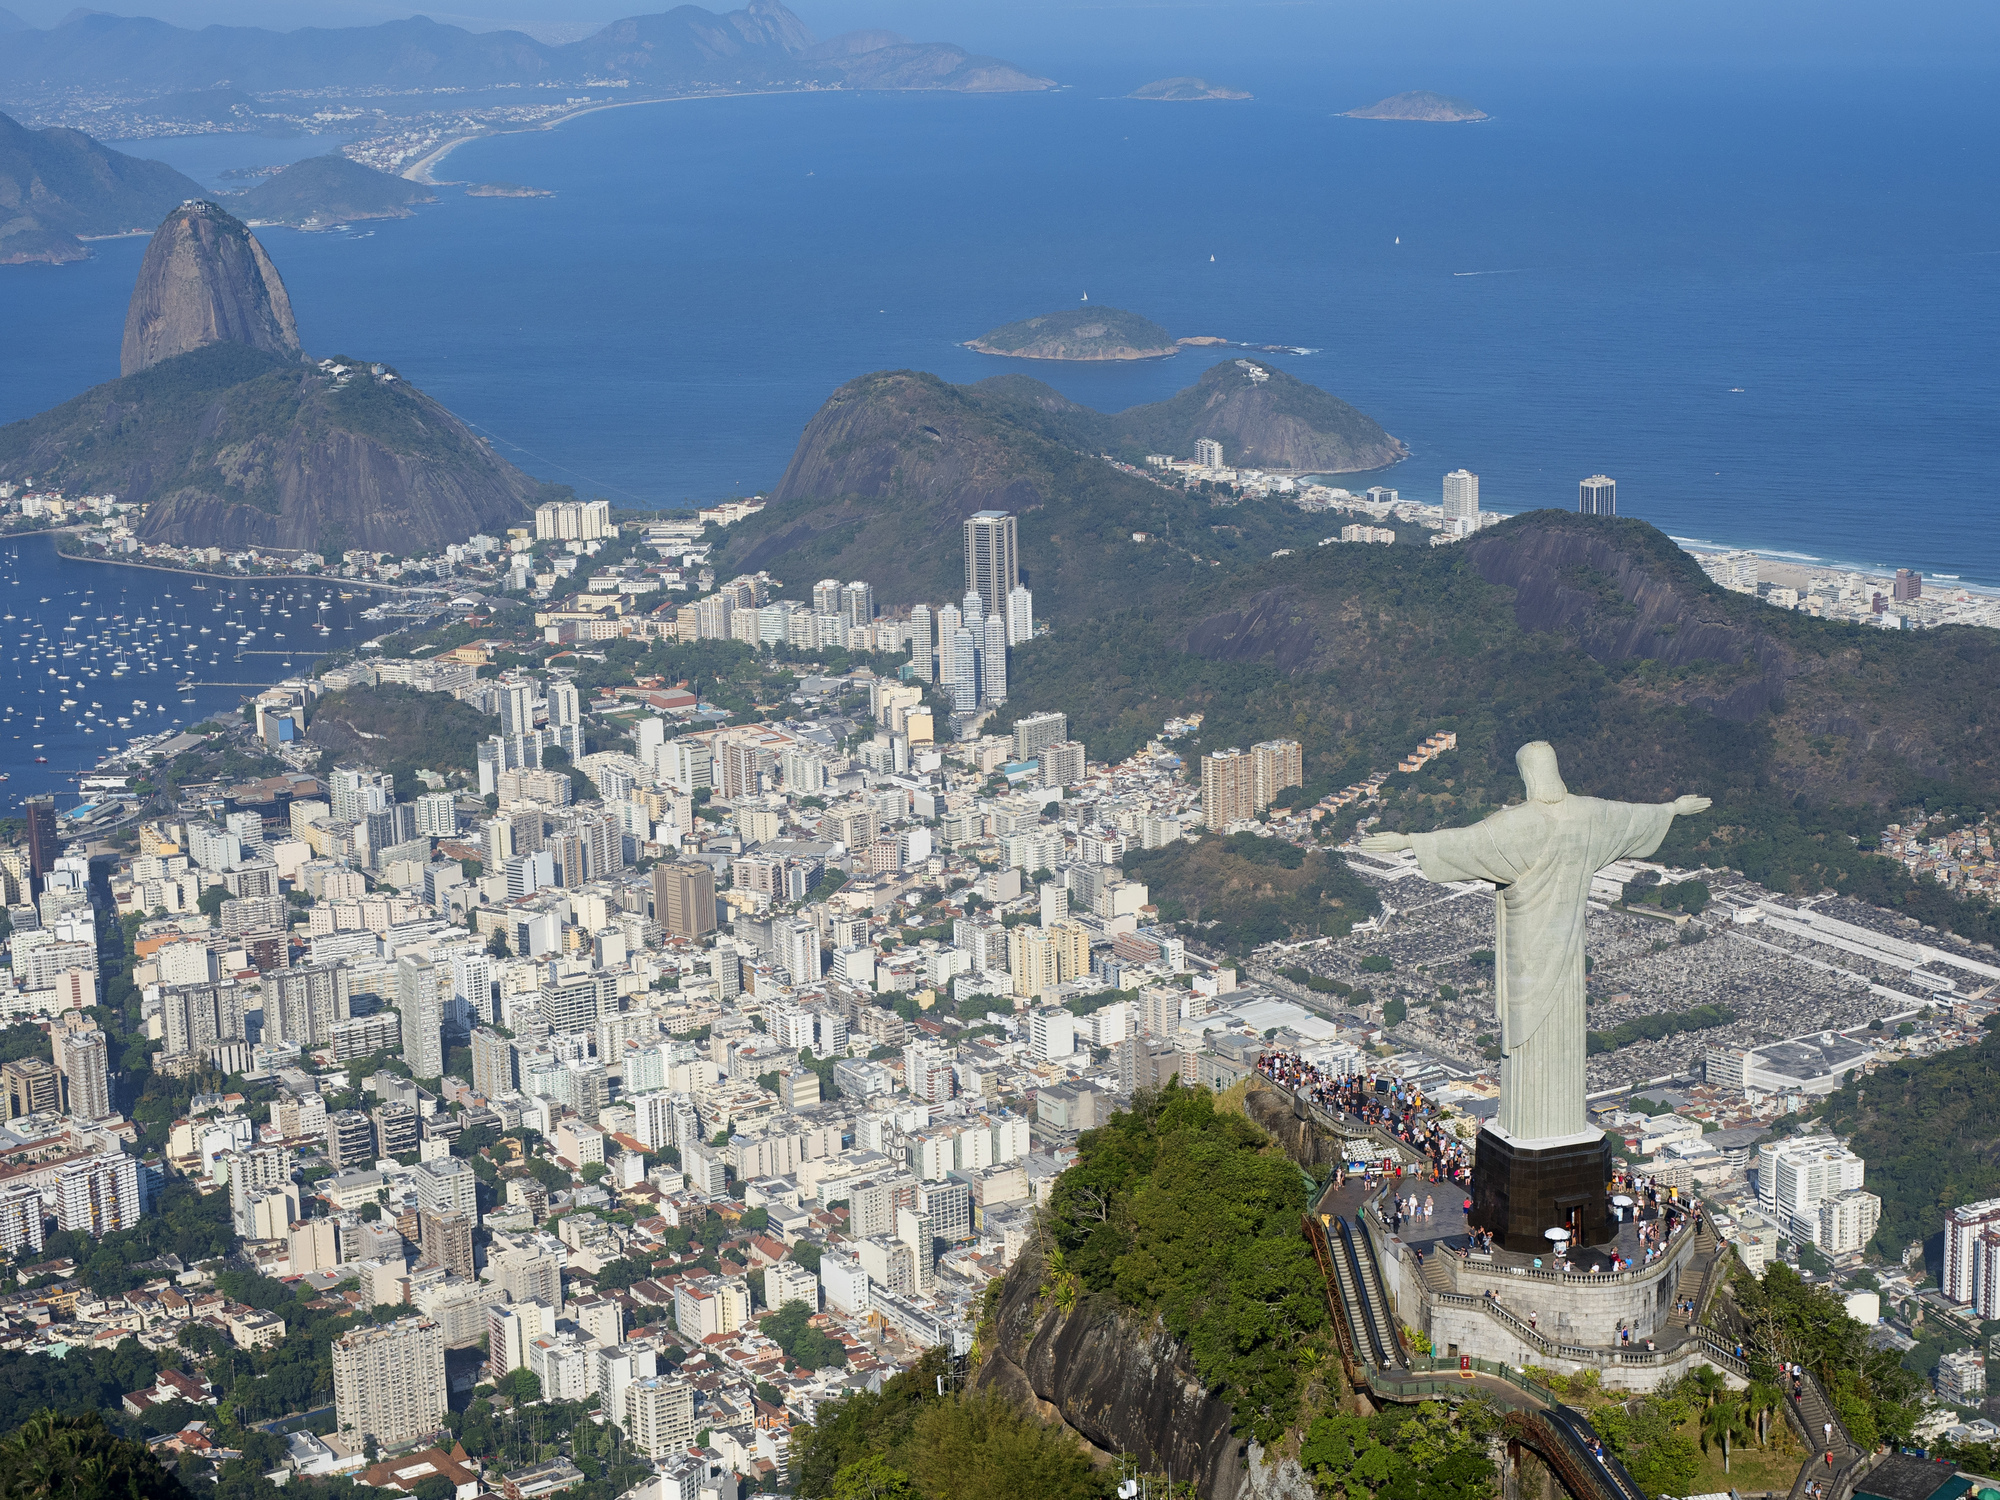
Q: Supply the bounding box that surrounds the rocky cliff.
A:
[977,1246,1313,1500]
[121,201,301,376]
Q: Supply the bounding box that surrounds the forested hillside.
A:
[988,511,2000,944]
[1816,1020,2000,1258]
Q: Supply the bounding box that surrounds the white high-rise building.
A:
[1944,1198,2000,1306]
[981,614,1008,705]
[945,627,978,712]
[962,590,984,629]
[908,604,935,682]
[1442,469,1480,521]
[0,1183,44,1254]
[625,1376,696,1459]
[415,791,458,838]
[1193,438,1224,468]
[1005,586,1033,646]
[499,679,536,737]
[54,1151,141,1237]
[333,1317,446,1447]
[546,678,580,729]
[397,955,446,1080]
[55,1028,111,1121]
[1579,474,1617,516]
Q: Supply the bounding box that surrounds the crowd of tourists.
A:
[1255,1051,1473,1185]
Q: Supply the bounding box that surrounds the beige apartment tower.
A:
[332,1316,446,1447]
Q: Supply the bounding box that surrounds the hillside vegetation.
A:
[236,154,436,224]
[721,361,1399,620]
[989,511,2000,944]
[0,343,543,555]
[304,682,492,787]
[1045,1080,1329,1441]
[1816,1020,2000,1257]
[1123,829,1381,953]
[0,110,202,263]
[967,306,1177,360]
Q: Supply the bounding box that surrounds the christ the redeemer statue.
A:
[1360,742,1707,1249]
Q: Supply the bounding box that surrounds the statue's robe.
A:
[1409,796,1678,1142]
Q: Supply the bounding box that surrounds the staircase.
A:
[1785,1371,1862,1500]
[1669,1221,1727,1327]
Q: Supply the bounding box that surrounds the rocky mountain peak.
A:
[120,199,301,376]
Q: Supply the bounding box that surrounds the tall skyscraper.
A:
[813,579,842,616]
[945,626,979,712]
[1442,469,1480,521]
[24,796,58,897]
[981,614,1008,705]
[330,766,393,824]
[545,677,580,729]
[1578,475,1617,516]
[1005,585,1034,646]
[397,956,445,1080]
[841,581,874,628]
[908,604,935,682]
[332,1317,446,1447]
[499,679,537,736]
[963,510,1019,616]
[653,862,717,940]
[54,1029,111,1121]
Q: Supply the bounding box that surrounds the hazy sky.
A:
[7,0,1997,74]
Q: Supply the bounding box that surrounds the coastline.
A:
[42,537,423,595]
[1671,536,2000,600]
[402,86,828,186]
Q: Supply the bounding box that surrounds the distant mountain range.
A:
[0,111,202,264]
[0,0,1054,98]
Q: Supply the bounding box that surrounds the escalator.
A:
[1324,1216,1389,1368]
[1334,1215,1405,1370]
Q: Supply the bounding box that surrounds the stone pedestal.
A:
[1472,1127,1611,1253]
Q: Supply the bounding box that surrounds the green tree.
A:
[0,1409,192,1500]
[906,1393,1102,1500]
[829,1453,917,1500]
[1699,1392,1750,1473]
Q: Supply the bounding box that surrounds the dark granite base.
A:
[1471,1129,1611,1254]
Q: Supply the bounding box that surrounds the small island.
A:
[1127,77,1251,102]
[467,182,554,198]
[1344,90,1487,122]
[967,306,1178,361]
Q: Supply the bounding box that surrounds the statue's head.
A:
[1517,741,1568,804]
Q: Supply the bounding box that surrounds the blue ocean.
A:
[4,62,1999,587]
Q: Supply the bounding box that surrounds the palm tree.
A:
[1700,1393,1752,1474]
[1690,1366,1727,1408]
[1746,1381,1784,1447]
